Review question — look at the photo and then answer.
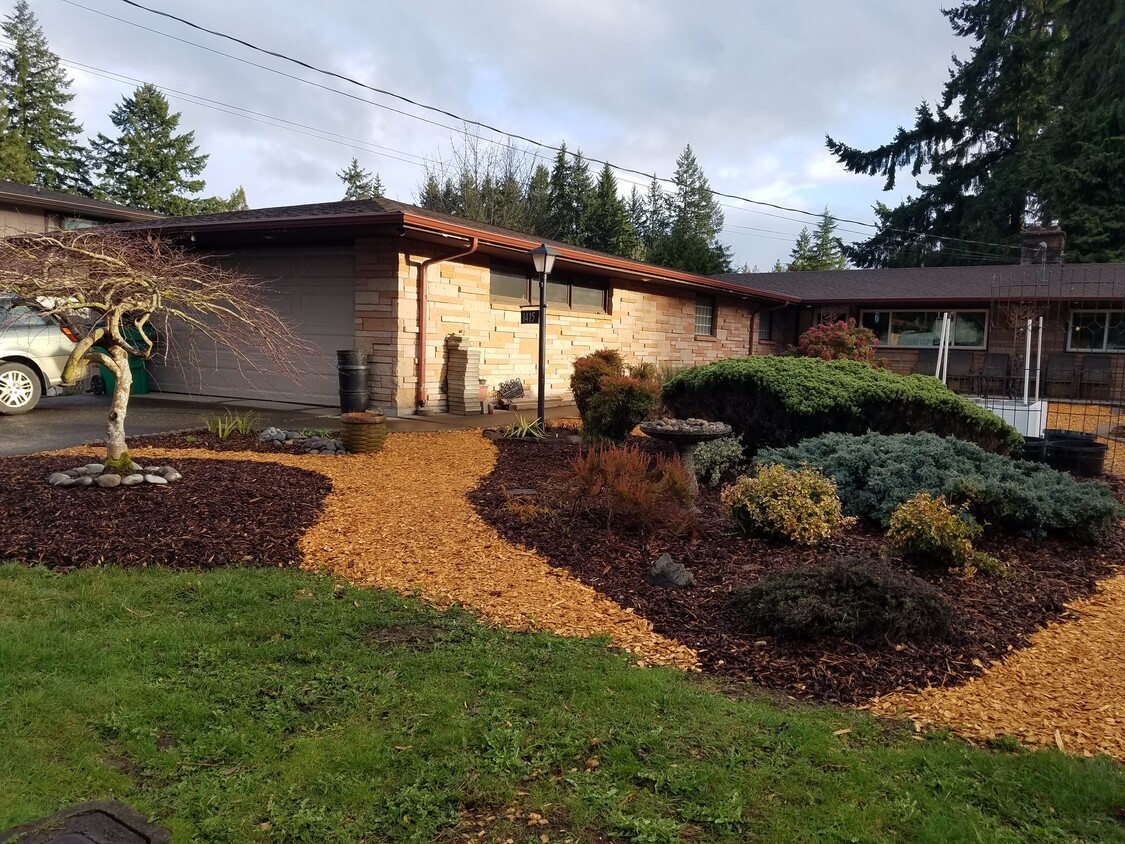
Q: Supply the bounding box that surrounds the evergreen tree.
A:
[0,0,88,192]
[770,259,786,272]
[788,211,847,270]
[786,227,816,271]
[338,157,384,200]
[0,103,34,184]
[1040,0,1125,262]
[649,145,732,274]
[89,84,209,215]
[525,163,551,237]
[585,163,638,256]
[546,143,577,241]
[826,0,1065,267]
[639,175,670,255]
[190,185,250,214]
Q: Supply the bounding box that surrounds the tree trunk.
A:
[106,347,133,461]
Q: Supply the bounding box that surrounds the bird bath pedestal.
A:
[640,418,733,500]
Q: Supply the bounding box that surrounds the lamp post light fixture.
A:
[528,243,559,427]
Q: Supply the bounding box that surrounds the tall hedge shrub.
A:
[661,356,1023,456]
[758,431,1123,541]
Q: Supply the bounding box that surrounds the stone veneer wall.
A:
[354,237,757,416]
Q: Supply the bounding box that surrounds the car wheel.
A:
[0,362,42,415]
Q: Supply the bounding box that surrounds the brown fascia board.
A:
[119,207,796,305]
[0,188,162,222]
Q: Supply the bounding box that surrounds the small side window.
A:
[694,296,715,336]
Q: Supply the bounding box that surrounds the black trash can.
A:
[1046,440,1108,476]
[1021,436,1047,462]
[337,349,370,414]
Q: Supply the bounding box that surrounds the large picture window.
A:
[1068,310,1125,352]
[860,309,988,349]
[489,264,608,313]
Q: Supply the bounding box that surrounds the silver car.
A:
[0,297,80,414]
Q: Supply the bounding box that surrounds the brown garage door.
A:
[149,248,355,405]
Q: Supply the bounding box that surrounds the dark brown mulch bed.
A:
[119,430,307,453]
[0,456,330,569]
[469,436,1125,704]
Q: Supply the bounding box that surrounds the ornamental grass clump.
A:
[886,492,1001,575]
[722,463,854,545]
[571,446,695,535]
[796,318,879,363]
[731,556,954,643]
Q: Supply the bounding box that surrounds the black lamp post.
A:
[528,243,558,427]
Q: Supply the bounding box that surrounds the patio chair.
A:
[1044,352,1076,399]
[977,353,1011,397]
[945,350,976,393]
[912,349,940,377]
[1079,355,1112,400]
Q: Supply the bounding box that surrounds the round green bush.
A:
[731,556,954,643]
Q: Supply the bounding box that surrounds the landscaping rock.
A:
[95,473,122,488]
[48,472,72,486]
[82,463,106,474]
[121,474,145,486]
[644,553,695,589]
[73,476,94,486]
[144,474,168,485]
[163,470,183,482]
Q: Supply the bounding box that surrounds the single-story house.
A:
[721,227,1125,402]
[112,199,793,413]
[0,179,161,236]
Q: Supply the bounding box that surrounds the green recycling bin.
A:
[94,325,153,395]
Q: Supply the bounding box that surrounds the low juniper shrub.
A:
[721,463,855,545]
[731,556,954,643]
[757,431,1123,541]
[571,446,695,536]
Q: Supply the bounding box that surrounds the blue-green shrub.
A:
[757,432,1123,541]
[661,356,1023,456]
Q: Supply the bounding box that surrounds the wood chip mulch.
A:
[469,437,1125,706]
[118,432,697,670]
[868,575,1125,761]
[0,455,329,569]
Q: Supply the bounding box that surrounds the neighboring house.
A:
[0,179,161,236]
[722,227,1125,402]
[111,199,791,414]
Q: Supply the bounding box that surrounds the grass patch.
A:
[0,564,1122,842]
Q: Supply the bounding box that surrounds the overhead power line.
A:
[99,0,1020,255]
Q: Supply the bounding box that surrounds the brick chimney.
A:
[1020,224,1065,265]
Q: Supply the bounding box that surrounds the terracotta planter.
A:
[340,410,388,454]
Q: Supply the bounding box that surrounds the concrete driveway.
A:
[0,392,581,456]
[0,394,342,456]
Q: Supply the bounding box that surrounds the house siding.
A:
[359,238,756,415]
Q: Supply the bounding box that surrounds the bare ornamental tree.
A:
[0,230,310,470]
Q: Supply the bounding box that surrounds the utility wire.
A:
[97,0,1021,255]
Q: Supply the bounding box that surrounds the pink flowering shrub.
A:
[797,319,879,363]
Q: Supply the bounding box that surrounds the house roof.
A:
[0,180,163,223]
[108,197,794,304]
[717,264,1125,304]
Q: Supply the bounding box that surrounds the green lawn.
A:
[1,564,1122,843]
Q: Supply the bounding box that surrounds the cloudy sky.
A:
[20,0,962,269]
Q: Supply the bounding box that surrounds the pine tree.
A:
[0,1,88,192]
[639,175,670,255]
[585,163,638,256]
[0,103,34,184]
[525,164,551,237]
[770,259,786,272]
[190,185,250,214]
[545,143,573,241]
[338,157,384,200]
[89,84,209,215]
[649,145,732,274]
[1040,0,1125,262]
[786,227,816,271]
[826,0,1065,267]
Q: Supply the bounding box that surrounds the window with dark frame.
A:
[694,295,716,336]
[859,308,988,350]
[1068,310,1125,352]
[488,264,608,313]
[758,311,774,342]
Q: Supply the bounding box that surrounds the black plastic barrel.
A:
[337,349,370,414]
[1044,429,1097,444]
[1021,436,1047,462]
[1046,439,1108,476]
